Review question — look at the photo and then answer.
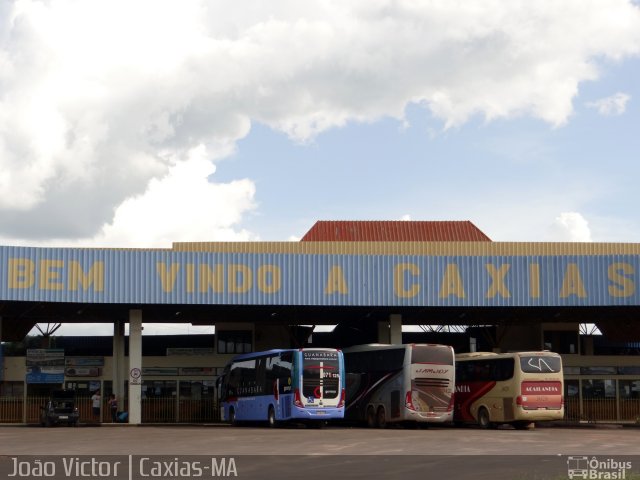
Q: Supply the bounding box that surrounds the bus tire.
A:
[376,407,387,429]
[477,407,491,429]
[228,408,236,426]
[267,406,277,428]
[366,406,376,428]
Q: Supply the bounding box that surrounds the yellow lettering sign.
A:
[39,259,64,290]
[325,266,348,295]
[8,258,35,289]
[529,263,540,298]
[228,264,252,294]
[156,263,180,293]
[199,264,224,293]
[257,265,281,294]
[485,264,511,298]
[186,263,195,293]
[559,263,587,298]
[394,263,420,298]
[439,264,466,298]
[67,260,104,292]
[608,262,635,298]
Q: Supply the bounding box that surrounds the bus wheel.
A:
[366,406,376,428]
[228,408,236,426]
[477,407,491,429]
[376,407,387,429]
[267,406,277,428]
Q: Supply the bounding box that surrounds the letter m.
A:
[211,459,227,476]
[68,261,104,292]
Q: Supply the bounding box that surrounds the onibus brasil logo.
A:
[567,456,632,479]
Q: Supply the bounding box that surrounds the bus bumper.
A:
[291,406,344,420]
[515,407,564,421]
[406,408,453,423]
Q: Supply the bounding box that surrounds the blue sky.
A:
[223,56,640,243]
[1,0,639,335]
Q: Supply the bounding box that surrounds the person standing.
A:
[107,394,118,423]
[91,389,101,421]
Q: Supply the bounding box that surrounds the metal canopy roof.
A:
[301,220,492,242]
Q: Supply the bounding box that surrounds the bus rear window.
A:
[520,356,562,373]
[302,351,340,399]
[411,346,454,365]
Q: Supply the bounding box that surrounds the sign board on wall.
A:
[26,349,65,384]
[0,246,637,307]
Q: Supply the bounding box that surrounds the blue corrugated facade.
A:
[0,245,638,307]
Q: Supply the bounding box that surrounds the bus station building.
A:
[0,220,639,424]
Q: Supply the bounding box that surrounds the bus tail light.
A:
[447,392,455,412]
[516,395,523,406]
[294,388,304,408]
[405,391,416,411]
[337,388,345,408]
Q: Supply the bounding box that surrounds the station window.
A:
[582,379,615,399]
[565,379,579,398]
[619,380,640,399]
[0,382,24,397]
[142,380,176,398]
[217,331,252,354]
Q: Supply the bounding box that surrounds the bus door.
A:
[300,351,341,409]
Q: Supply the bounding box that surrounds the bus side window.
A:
[456,363,473,383]
[256,357,267,395]
[274,352,293,394]
[474,361,491,381]
[487,358,514,381]
[228,364,239,397]
[265,354,276,393]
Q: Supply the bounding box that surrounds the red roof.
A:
[301,221,491,242]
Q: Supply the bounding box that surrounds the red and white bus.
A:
[454,351,564,429]
[344,344,455,427]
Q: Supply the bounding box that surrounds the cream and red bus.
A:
[454,351,563,429]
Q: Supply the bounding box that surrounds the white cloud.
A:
[547,212,593,242]
[587,92,631,116]
[0,0,639,245]
[91,145,257,247]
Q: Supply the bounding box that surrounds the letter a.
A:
[325,266,348,294]
[559,263,587,298]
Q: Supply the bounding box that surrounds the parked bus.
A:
[344,343,455,428]
[218,348,345,427]
[454,351,564,429]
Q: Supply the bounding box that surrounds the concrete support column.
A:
[128,310,143,425]
[377,321,390,344]
[112,320,125,400]
[389,314,402,345]
[377,315,403,344]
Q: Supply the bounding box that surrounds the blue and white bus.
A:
[218,348,345,427]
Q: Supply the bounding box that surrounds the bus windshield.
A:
[411,345,454,365]
[302,350,340,399]
[520,355,562,373]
